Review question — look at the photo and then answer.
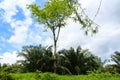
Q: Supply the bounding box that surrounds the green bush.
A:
[35,70,57,80]
[42,73,57,80]
[35,70,41,80]
[0,71,14,80]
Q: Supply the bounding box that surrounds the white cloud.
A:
[8,26,27,44]
[0,0,34,44]
[57,0,120,60]
[30,0,120,61]
[8,18,32,44]
[0,0,35,22]
[0,51,22,64]
[80,0,97,8]
[0,0,17,23]
[27,31,42,45]
[44,37,53,46]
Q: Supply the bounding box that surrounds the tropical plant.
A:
[0,71,14,80]
[57,46,101,74]
[105,64,118,74]
[111,51,120,73]
[2,63,23,73]
[17,45,54,72]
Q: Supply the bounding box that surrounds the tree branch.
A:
[56,26,61,42]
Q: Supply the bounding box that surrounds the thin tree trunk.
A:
[53,40,57,73]
[52,27,61,73]
[52,27,57,73]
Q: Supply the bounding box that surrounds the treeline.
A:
[0,44,120,75]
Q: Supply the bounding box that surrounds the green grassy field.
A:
[11,72,120,80]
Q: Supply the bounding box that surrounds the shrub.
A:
[0,71,14,80]
[35,71,57,80]
[42,73,57,80]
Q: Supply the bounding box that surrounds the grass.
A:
[11,72,120,80]
[11,73,35,80]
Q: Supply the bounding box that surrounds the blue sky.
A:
[0,0,120,64]
[0,0,47,53]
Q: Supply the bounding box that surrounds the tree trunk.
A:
[52,27,60,73]
[53,41,57,73]
[52,28,57,73]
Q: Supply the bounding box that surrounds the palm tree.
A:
[17,45,54,72]
[111,51,120,73]
[57,46,101,74]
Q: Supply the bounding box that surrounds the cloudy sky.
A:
[0,0,120,64]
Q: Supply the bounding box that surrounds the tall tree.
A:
[28,0,98,73]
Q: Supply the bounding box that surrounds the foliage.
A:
[35,70,41,80]
[27,0,75,73]
[28,0,98,35]
[11,72,120,80]
[28,0,98,73]
[111,51,120,73]
[41,72,57,80]
[1,63,23,73]
[105,64,118,74]
[12,73,35,80]
[0,71,14,80]
[16,44,106,75]
[17,45,54,72]
[57,46,102,74]
[28,0,74,28]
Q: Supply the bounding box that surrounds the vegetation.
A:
[28,0,74,73]
[111,51,120,73]
[0,0,120,79]
[0,71,15,80]
[11,72,120,80]
[17,45,54,72]
[1,46,120,80]
[57,46,102,74]
[28,0,98,73]
[0,63,23,73]
[16,45,104,75]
